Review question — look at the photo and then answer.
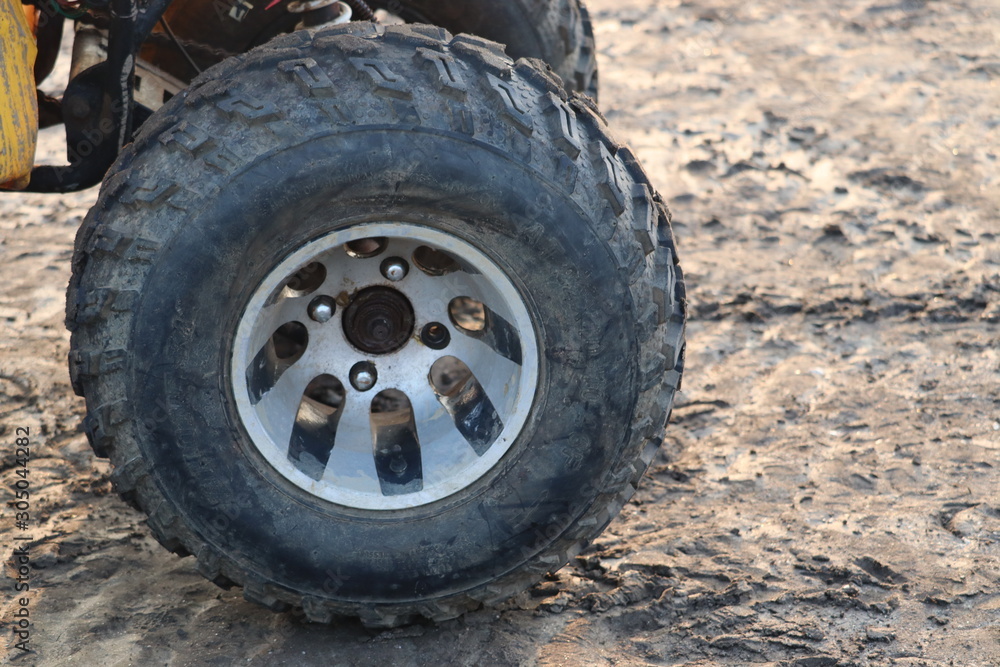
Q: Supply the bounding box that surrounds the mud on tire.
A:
[67,23,684,626]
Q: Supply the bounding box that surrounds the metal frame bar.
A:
[25,0,173,192]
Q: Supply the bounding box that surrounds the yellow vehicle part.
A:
[0,0,38,190]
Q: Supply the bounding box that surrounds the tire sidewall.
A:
[127,133,639,602]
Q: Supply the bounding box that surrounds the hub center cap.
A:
[342,286,414,354]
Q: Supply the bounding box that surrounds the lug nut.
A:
[420,322,451,350]
[380,257,409,282]
[390,455,407,474]
[350,361,377,391]
[307,295,336,323]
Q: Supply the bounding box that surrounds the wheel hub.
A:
[342,286,415,355]
[231,224,539,510]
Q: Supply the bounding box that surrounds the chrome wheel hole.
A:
[344,237,387,259]
[412,245,461,276]
[448,296,486,333]
[273,321,308,360]
[283,262,326,297]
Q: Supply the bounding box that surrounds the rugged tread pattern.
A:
[574,2,599,98]
[148,0,598,98]
[67,23,683,627]
[519,0,599,99]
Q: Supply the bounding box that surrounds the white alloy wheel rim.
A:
[232,223,539,510]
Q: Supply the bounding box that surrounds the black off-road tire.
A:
[67,23,683,626]
[154,0,598,97]
[366,0,599,98]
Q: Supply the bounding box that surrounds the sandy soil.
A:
[2,0,999,664]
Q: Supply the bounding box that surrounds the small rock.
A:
[619,550,675,576]
[788,126,817,143]
[539,592,574,614]
[848,168,926,193]
[709,635,766,653]
[818,224,847,242]
[947,505,1000,538]
[530,581,562,598]
[684,159,716,174]
[869,602,893,615]
[793,657,838,667]
[922,595,950,607]
[865,626,895,642]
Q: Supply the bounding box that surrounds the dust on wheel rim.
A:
[231,223,539,510]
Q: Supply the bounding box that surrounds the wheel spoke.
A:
[428,355,504,456]
[251,297,304,356]
[322,392,380,495]
[444,328,522,409]
[476,305,522,364]
[287,402,339,481]
[287,375,345,481]
[252,356,315,450]
[410,384,478,483]
[371,391,423,495]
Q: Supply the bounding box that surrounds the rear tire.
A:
[149,0,598,97]
[365,0,599,98]
[68,23,683,625]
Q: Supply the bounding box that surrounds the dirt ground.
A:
[2,0,999,664]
